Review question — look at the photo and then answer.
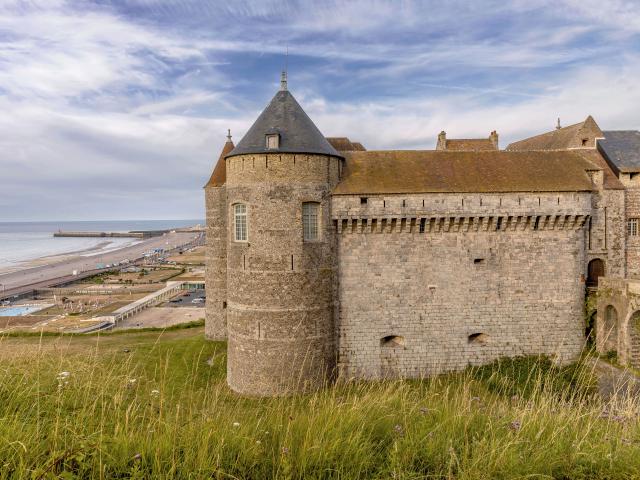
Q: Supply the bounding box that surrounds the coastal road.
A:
[0,231,201,298]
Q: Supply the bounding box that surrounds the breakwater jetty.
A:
[54,230,168,239]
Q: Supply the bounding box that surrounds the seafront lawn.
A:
[0,326,639,479]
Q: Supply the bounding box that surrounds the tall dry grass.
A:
[0,329,638,479]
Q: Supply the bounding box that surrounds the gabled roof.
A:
[333,150,598,195]
[204,138,234,188]
[326,137,367,152]
[598,130,640,172]
[226,89,341,159]
[443,139,496,151]
[507,116,604,151]
[572,150,624,190]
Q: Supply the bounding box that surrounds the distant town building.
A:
[204,74,639,396]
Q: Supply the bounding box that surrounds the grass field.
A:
[0,327,639,479]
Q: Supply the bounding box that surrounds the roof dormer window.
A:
[266,133,279,149]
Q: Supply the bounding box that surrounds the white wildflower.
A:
[232,422,240,427]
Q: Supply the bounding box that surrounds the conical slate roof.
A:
[204,137,234,188]
[226,88,342,159]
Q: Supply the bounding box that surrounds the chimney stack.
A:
[436,131,447,150]
[489,130,499,149]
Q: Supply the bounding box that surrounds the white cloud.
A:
[0,0,639,220]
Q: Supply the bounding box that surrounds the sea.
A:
[0,220,203,274]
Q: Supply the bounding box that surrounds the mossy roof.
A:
[333,150,600,195]
[506,116,603,151]
[204,140,234,188]
[444,139,496,151]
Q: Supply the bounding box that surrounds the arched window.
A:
[302,202,320,241]
[587,259,605,287]
[234,204,247,242]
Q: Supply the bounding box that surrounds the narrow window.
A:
[628,218,639,237]
[496,217,503,230]
[266,134,279,149]
[360,197,368,205]
[419,218,426,233]
[234,204,247,242]
[582,138,588,146]
[474,258,485,265]
[402,199,406,208]
[302,202,319,241]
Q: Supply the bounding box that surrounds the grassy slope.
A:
[0,328,638,479]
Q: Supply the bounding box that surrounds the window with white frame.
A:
[302,202,319,241]
[628,218,639,237]
[266,134,279,149]
[234,204,247,241]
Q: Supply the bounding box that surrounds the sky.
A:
[1,0,639,221]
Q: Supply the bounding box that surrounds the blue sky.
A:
[1,0,639,221]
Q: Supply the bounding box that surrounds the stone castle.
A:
[204,73,640,396]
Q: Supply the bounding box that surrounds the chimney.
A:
[489,130,499,150]
[436,131,447,150]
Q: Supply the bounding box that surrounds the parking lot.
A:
[166,289,205,307]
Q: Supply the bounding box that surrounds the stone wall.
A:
[333,192,591,379]
[204,185,227,340]
[586,183,626,280]
[618,173,640,278]
[224,153,342,396]
[597,277,640,368]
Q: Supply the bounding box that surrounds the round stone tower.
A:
[224,73,343,396]
[204,132,234,340]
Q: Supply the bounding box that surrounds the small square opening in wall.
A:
[473,258,485,264]
[360,197,368,205]
[468,333,488,345]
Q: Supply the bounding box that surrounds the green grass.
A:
[0,328,638,479]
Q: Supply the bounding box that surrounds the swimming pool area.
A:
[0,305,49,316]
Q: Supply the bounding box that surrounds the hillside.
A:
[0,327,638,478]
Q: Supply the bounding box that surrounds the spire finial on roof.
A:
[226,129,232,141]
[556,118,562,130]
[280,70,287,91]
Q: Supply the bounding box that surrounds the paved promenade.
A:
[0,231,200,298]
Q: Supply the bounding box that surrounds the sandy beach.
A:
[0,231,200,296]
[0,241,120,275]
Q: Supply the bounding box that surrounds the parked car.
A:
[191,298,204,304]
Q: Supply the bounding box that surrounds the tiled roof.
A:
[326,137,367,151]
[573,150,624,190]
[226,89,341,159]
[444,139,496,151]
[599,131,640,172]
[204,139,234,188]
[506,116,603,151]
[333,150,598,195]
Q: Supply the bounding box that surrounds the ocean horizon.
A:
[0,219,203,273]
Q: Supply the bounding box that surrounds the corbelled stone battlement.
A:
[334,214,590,234]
